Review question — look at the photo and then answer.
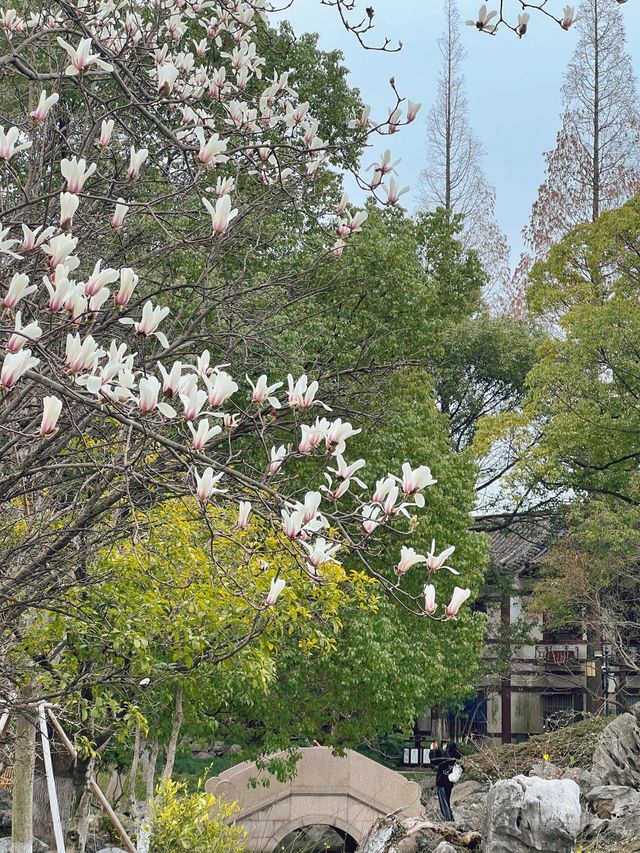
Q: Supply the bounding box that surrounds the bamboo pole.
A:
[46,709,137,853]
[38,703,66,853]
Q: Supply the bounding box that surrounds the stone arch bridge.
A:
[205,746,424,852]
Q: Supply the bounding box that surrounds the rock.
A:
[212,740,225,756]
[482,774,581,853]
[529,760,563,780]
[0,839,48,852]
[193,750,213,759]
[450,779,487,806]
[586,785,640,819]
[560,767,596,796]
[228,743,243,755]
[433,844,457,853]
[96,848,129,853]
[591,712,640,787]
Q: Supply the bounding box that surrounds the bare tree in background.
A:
[420,0,511,306]
[513,0,640,307]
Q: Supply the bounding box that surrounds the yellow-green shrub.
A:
[148,779,247,853]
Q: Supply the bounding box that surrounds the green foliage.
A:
[147,780,247,853]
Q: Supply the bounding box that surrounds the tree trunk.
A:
[64,755,95,853]
[145,739,159,802]
[128,725,142,814]
[160,683,183,784]
[12,705,37,853]
[592,0,600,221]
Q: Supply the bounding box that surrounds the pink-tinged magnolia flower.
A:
[0,225,21,260]
[3,273,36,309]
[59,192,79,229]
[381,485,411,518]
[1,349,39,388]
[387,106,402,134]
[138,375,176,417]
[88,287,110,313]
[30,90,59,121]
[296,491,322,525]
[287,373,331,411]
[115,268,138,307]
[98,119,114,148]
[372,476,396,505]
[40,395,62,436]
[157,61,179,96]
[325,418,362,455]
[329,454,367,488]
[265,576,286,606]
[406,100,421,122]
[222,412,240,430]
[111,198,129,230]
[180,385,208,421]
[195,467,225,503]
[361,504,381,534]
[206,370,238,407]
[396,462,437,508]
[61,156,96,193]
[20,224,54,253]
[120,300,170,348]
[321,475,351,501]
[236,500,251,530]
[193,350,212,380]
[42,234,79,270]
[0,125,32,161]
[382,177,410,207]
[268,444,287,475]
[303,537,341,571]
[298,424,315,454]
[128,146,148,180]
[336,193,350,215]
[84,260,118,298]
[465,5,498,32]
[348,105,371,130]
[426,540,458,575]
[445,587,471,619]
[43,269,74,312]
[214,176,235,197]
[65,333,103,374]
[561,5,579,29]
[281,508,304,539]
[395,546,428,577]
[57,36,114,76]
[369,149,400,178]
[202,194,238,235]
[247,374,282,408]
[7,311,42,353]
[194,127,228,168]
[423,584,437,615]
[158,360,182,396]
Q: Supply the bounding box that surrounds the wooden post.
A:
[38,703,66,853]
[46,709,137,853]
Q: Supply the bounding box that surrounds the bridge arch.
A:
[205,746,424,852]
[270,813,360,851]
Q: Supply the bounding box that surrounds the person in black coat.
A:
[430,740,462,822]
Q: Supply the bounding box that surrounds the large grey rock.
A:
[433,844,457,853]
[451,780,489,833]
[96,848,128,853]
[482,775,581,853]
[591,712,640,787]
[586,785,640,819]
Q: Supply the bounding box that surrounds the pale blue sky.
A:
[276,1,640,265]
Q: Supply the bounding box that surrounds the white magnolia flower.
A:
[465,4,498,33]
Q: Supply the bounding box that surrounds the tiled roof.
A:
[478,514,561,571]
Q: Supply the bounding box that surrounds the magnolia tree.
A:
[0,0,478,729]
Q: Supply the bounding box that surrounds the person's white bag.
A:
[448,762,463,783]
